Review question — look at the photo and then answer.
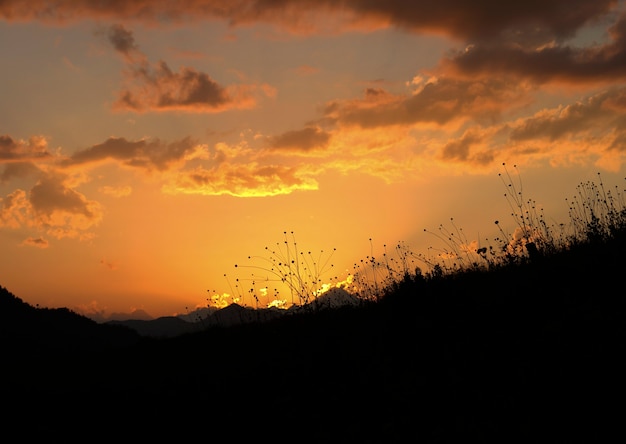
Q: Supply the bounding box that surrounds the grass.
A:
[229,230,338,309]
[227,163,626,314]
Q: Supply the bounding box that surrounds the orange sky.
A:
[1,0,626,320]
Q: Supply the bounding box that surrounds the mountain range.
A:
[98,286,360,338]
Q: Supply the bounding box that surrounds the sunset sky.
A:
[2,0,626,319]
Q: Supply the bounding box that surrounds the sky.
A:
[1,0,626,320]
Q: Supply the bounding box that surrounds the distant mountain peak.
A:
[106,309,154,322]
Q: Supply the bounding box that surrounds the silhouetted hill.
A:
[0,285,141,354]
[106,315,198,338]
[2,232,625,442]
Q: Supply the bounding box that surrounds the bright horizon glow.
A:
[1,1,626,319]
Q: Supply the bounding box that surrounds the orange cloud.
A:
[29,172,103,236]
[0,172,103,241]
[98,185,133,197]
[163,163,318,197]
[323,77,533,129]
[509,87,626,143]
[0,189,30,229]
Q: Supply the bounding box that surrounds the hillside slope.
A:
[1,237,625,442]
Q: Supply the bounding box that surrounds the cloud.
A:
[114,61,263,113]
[438,11,626,85]
[100,258,119,270]
[337,0,617,42]
[99,185,132,197]
[441,130,492,164]
[0,134,52,163]
[163,163,318,197]
[0,135,54,184]
[509,87,626,143]
[104,24,270,113]
[0,0,617,43]
[323,78,533,129]
[62,136,204,172]
[106,23,139,58]
[0,189,30,229]
[0,172,103,240]
[1,162,41,183]
[21,236,49,249]
[268,127,331,152]
[61,135,319,197]
[29,172,103,233]
[312,83,626,173]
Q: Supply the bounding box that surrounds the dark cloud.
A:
[441,132,482,161]
[0,162,40,183]
[62,136,199,171]
[5,2,623,96]
[115,61,236,112]
[439,11,626,84]
[268,127,331,152]
[339,0,618,44]
[0,134,51,163]
[0,0,617,42]
[103,24,263,113]
[29,173,97,219]
[21,236,49,248]
[107,23,139,57]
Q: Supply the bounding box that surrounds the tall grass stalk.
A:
[233,231,337,309]
[211,168,625,312]
[349,239,424,302]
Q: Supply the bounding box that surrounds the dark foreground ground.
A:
[2,242,625,442]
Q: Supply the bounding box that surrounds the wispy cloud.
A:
[21,236,49,249]
[61,136,204,172]
[267,127,331,153]
[104,24,272,113]
[99,185,133,197]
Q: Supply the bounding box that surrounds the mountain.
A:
[106,315,199,338]
[311,286,360,309]
[106,289,360,338]
[105,308,154,321]
[107,303,288,337]
[0,285,141,352]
